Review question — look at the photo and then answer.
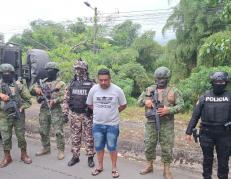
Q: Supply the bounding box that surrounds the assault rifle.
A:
[192,128,199,143]
[38,79,52,115]
[2,82,21,120]
[145,90,161,132]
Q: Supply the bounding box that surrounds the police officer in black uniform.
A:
[186,71,231,179]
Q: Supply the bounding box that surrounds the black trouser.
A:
[199,127,231,179]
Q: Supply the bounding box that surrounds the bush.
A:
[177,65,231,111]
[198,31,231,67]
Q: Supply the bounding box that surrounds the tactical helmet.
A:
[0,63,15,73]
[210,71,229,83]
[154,66,171,79]
[73,58,88,70]
[45,62,59,71]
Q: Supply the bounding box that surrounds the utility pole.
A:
[93,7,98,54]
[0,33,4,44]
[84,2,98,54]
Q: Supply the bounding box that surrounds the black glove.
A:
[63,114,69,123]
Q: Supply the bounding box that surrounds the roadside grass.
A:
[175,112,191,121]
[121,106,191,122]
[121,106,145,122]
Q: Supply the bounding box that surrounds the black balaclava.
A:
[47,69,58,81]
[2,73,14,84]
[156,78,168,89]
[213,83,227,95]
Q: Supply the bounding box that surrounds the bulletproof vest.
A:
[201,90,231,125]
[145,86,175,122]
[69,79,93,113]
[0,81,22,112]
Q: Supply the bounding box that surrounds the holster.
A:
[224,121,231,131]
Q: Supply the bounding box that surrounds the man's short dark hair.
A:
[98,68,110,77]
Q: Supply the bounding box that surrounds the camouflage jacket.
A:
[30,78,66,108]
[138,85,184,120]
[0,80,32,113]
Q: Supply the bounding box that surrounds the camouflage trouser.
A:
[69,110,95,158]
[39,107,65,151]
[0,112,27,150]
[144,119,174,163]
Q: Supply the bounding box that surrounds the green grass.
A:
[120,106,146,122]
[175,112,191,121]
[120,106,192,122]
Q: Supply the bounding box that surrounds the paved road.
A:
[0,137,201,179]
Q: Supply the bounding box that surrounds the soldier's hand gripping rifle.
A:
[2,82,21,120]
[38,79,52,115]
[145,90,161,133]
[192,128,199,143]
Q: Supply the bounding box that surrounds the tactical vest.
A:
[146,86,175,107]
[0,81,22,111]
[201,90,231,125]
[68,80,93,113]
[145,86,175,122]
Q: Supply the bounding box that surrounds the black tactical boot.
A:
[88,156,95,168]
[67,156,80,167]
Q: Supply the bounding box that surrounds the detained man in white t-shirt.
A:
[86,68,127,178]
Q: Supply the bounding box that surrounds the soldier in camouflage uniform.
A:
[30,62,66,160]
[0,63,32,168]
[138,66,184,179]
[62,58,95,167]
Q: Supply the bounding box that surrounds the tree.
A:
[67,18,87,34]
[163,0,229,74]
[198,30,231,66]
[115,62,150,97]
[10,20,69,50]
[96,47,138,68]
[132,31,163,72]
[221,0,231,21]
[178,65,231,111]
[110,20,141,47]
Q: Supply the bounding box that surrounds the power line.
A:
[1,4,229,39]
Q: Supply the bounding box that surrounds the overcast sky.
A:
[0,0,179,43]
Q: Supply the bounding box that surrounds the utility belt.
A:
[200,123,231,132]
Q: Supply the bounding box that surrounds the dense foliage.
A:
[6,0,231,109]
[177,66,231,111]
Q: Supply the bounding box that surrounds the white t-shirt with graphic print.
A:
[86,83,127,125]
